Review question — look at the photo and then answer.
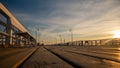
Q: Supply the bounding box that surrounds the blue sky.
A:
[1,0,120,44]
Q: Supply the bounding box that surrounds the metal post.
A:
[36,30,37,45]
[69,29,73,45]
[37,28,39,44]
[59,35,62,44]
[6,18,12,46]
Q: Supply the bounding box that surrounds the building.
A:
[0,3,36,47]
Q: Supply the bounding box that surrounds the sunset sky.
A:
[1,0,120,44]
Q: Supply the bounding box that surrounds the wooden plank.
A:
[0,47,38,68]
[49,47,120,68]
[21,47,73,68]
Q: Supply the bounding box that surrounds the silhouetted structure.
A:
[65,38,120,46]
[0,3,36,47]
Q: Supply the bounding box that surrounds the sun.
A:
[113,30,120,38]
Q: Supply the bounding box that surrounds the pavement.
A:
[0,47,38,68]
[1,46,120,68]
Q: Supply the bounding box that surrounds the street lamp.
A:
[36,28,39,45]
[59,35,62,44]
[36,29,37,44]
[69,28,73,45]
[37,28,39,43]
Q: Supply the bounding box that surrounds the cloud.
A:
[7,0,120,44]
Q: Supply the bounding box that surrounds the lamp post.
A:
[55,37,58,45]
[36,28,39,45]
[59,35,62,44]
[37,28,39,44]
[69,29,73,45]
[36,30,37,44]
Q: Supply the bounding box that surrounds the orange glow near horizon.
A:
[113,30,120,38]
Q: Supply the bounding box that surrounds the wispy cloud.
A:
[6,0,120,43]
